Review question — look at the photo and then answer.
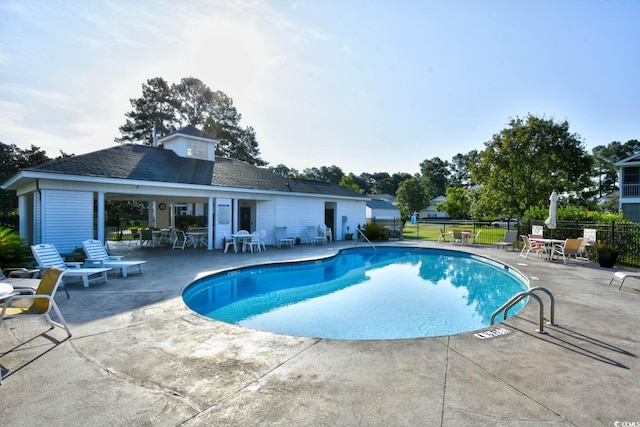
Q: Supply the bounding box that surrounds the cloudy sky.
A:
[1,0,639,175]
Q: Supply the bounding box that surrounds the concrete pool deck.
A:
[1,239,639,426]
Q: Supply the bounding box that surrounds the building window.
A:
[624,166,640,185]
[186,141,208,159]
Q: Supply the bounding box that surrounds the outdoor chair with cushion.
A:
[519,235,547,259]
[450,230,466,245]
[82,239,146,278]
[31,244,111,288]
[552,238,583,264]
[492,230,518,251]
[0,267,72,337]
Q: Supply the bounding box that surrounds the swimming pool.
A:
[182,247,528,340]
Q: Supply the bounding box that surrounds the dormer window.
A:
[186,141,208,159]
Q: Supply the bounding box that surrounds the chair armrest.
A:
[83,259,107,266]
[3,267,40,278]
[108,256,123,261]
[65,262,85,269]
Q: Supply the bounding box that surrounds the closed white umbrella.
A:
[544,190,557,238]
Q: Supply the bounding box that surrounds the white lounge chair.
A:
[274,227,295,248]
[609,271,640,290]
[31,243,111,288]
[306,226,325,245]
[82,239,146,278]
[492,230,518,251]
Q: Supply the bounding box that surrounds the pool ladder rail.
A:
[490,287,556,334]
[355,229,377,254]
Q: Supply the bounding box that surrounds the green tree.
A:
[267,164,300,178]
[117,76,266,165]
[396,177,427,218]
[339,175,362,193]
[0,143,66,212]
[419,157,450,200]
[302,165,344,185]
[591,139,640,200]
[437,187,471,219]
[470,114,592,218]
[449,150,478,188]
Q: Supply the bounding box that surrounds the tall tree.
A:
[0,143,69,212]
[116,77,178,144]
[470,114,592,218]
[396,177,427,218]
[267,164,300,178]
[436,187,471,219]
[591,139,640,199]
[117,77,265,165]
[419,157,450,200]
[449,150,478,188]
[302,165,344,185]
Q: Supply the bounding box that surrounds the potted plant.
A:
[592,240,619,268]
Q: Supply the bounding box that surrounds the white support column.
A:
[232,198,239,233]
[97,192,105,243]
[207,197,214,250]
[18,194,28,242]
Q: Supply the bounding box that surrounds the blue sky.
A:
[1,0,638,175]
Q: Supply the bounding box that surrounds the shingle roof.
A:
[367,199,399,210]
[26,144,365,198]
[161,124,218,141]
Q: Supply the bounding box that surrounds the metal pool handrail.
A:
[490,287,555,334]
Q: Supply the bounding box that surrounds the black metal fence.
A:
[403,219,640,268]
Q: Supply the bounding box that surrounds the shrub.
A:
[362,223,389,241]
[0,227,33,267]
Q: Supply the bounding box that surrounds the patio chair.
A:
[259,230,267,251]
[82,239,146,278]
[576,237,589,262]
[519,235,547,259]
[438,228,448,242]
[470,229,481,244]
[450,230,465,245]
[31,244,111,288]
[552,239,583,264]
[318,224,332,243]
[1,267,70,298]
[306,226,325,245]
[172,230,188,250]
[608,271,640,290]
[492,230,518,251]
[274,227,295,248]
[129,228,140,246]
[223,232,237,253]
[243,231,262,253]
[0,267,72,337]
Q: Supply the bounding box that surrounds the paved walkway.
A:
[1,239,639,426]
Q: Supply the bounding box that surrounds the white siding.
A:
[41,190,94,253]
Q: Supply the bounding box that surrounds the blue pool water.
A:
[182,247,528,340]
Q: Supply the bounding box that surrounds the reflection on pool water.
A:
[182,247,528,340]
